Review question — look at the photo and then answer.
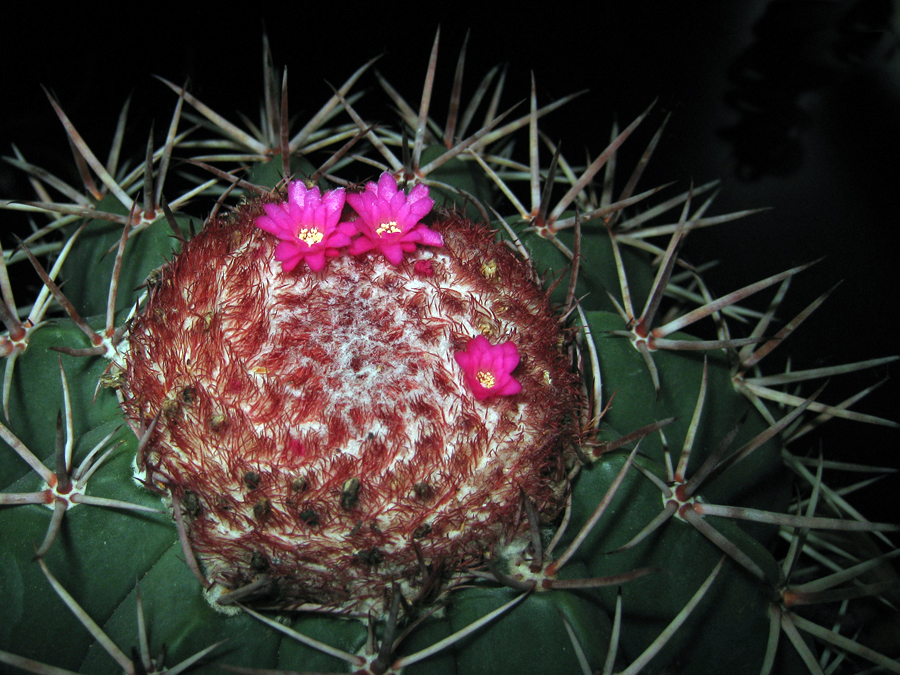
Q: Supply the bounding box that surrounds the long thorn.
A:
[0,420,53,484]
[412,27,440,175]
[239,604,363,666]
[655,261,818,339]
[17,235,102,347]
[171,492,211,589]
[43,88,134,210]
[675,358,708,482]
[550,101,655,225]
[393,590,530,670]
[549,443,641,575]
[619,557,725,675]
[34,499,67,558]
[693,503,900,532]
[107,218,132,339]
[37,558,133,673]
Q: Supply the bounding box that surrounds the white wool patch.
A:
[219,251,519,467]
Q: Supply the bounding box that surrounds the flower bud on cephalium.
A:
[121,183,583,614]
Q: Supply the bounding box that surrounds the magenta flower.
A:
[255,181,357,272]
[454,335,522,400]
[346,172,441,265]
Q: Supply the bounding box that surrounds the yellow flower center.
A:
[376,221,402,236]
[298,228,324,246]
[476,371,496,388]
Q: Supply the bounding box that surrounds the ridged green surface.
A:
[0,222,795,674]
[1,49,894,674]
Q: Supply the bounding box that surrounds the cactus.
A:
[1,29,899,675]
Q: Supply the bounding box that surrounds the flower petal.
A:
[344,172,440,265]
[254,182,352,272]
[455,336,522,401]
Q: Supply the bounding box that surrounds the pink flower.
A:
[454,335,522,400]
[255,181,357,272]
[346,172,441,265]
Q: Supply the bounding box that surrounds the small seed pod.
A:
[208,412,227,431]
[250,551,269,572]
[298,509,319,527]
[182,490,202,519]
[340,477,361,510]
[413,482,433,501]
[356,547,384,566]
[252,498,271,522]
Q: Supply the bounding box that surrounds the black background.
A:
[2,1,898,523]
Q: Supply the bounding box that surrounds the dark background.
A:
[2,1,898,522]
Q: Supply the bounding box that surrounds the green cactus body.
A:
[1,34,898,675]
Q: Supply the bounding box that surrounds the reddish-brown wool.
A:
[121,193,583,614]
